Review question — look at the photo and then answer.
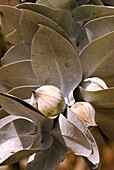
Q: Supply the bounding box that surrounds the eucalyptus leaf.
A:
[71,5,114,25]
[78,86,114,108]
[0,122,24,164]
[6,30,23,44]
[1,5,21,30]
[58,114,92,156]
[85,15,114,42]
[36,0,55,7]
[0,115,40,165]
[67,108,100,166]
[86,127,104,169]
[31,24,82,104]
[20,9,71,53]
[26,137,67,170]
[16,3,81,41]
[0,92,53,132]
[48,0,77,10]
[1,42,30,65]
[80,31,114,78]
[96,108,114,141]
[0,60,39,88]
[8,85,38,99]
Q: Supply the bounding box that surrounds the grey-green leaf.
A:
[26,137,67,170]
[31,24,82,104]
[85,15,114,42]
[79,86,114,108]
[20,9,71,54]
[72,5,114,25]
[0,115,38,165]
[0,60,38,88]
[96,108,114,141]
[58,114,92,156]
[1,5,21,30]
[0,93,53,132]
[16,3,81,41]
[6,30,23,44]
[1,42,30,65]
[8,85,38,99]
[67,108,100,166]
[80,31,114,78]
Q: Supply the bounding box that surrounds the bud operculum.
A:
[82,77,108,91]
[71,102,97,127]
[31,85,66,117]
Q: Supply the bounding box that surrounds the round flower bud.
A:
[71,102,97,127]
[81,77,108,91]
[31,85,66,118]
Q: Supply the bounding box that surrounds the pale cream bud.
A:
[82,77,108,91]
[71,102,97,127]
[31,85,66,118]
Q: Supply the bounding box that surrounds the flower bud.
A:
[31,85,66,117]
[71,102,97,127]
[81,77,108,91]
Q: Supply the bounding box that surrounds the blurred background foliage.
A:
[0,0,114,170]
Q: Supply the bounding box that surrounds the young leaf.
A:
[0,93,53,132]
[0,115,40,165]
[36,0,55,7]
[80,31,114,78]
[1,42,30,65]
[1,5,21,30]
[6,30,23,44]
[26,137,67,170]
[96,108,114,140]
[0,60,39,88]
[86,127,104,169]
[31,24,82,104]
[20,9,71,53]
[16,3,81,41]
[67,108,100,166]
[58,114,92,156]
[8,85,38,99]
[78,86,114,108]
[72,5,114,25]
[85,15,114,42]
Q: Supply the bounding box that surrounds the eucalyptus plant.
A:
[0,0,114,170]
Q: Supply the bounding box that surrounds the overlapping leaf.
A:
[96,108,114,140]
[80,31,114,79]
[6,30,23,44]
[1,5,23,44]
[26,137,67,170]
[1,42,30,65]
[85,15,114,42]
[58,114,92,156]
[0,60,39,88]
[20,9,71,53]
[31,24,82,104]
[16,3,81,41]
[0,93,53,132]
[0,115,38,165]
[67,108,100,167]
[71,5,114,25]
[78,86,114,108]
[8,85,38,99]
